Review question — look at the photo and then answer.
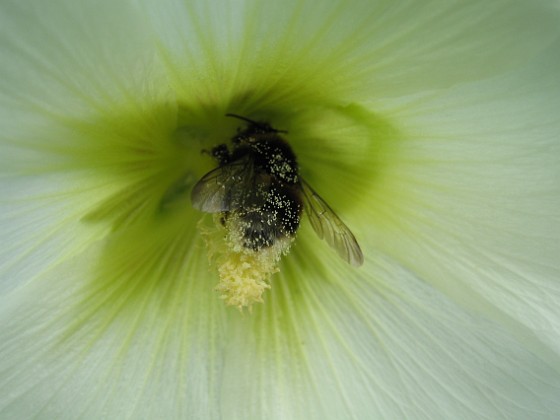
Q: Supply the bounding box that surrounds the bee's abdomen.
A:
[242,215,277,250]
[238,186,302,251]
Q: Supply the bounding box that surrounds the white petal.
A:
[3,237,559,419]
[0,0,179,292]
[136,0,560,105]
[0,173,114,293]
[218,251,560,419]
[0,0,167,121]
[0,219,226,419]
[363,41,560,358]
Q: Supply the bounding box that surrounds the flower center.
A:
[79,101,395,313]
[179,106,388,308]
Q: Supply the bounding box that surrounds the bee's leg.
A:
[219,212,229,226]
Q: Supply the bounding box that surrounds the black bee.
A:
[191,114,364,267]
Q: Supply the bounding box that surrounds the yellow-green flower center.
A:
[69,101,397,313]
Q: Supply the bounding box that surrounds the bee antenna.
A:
[225,113,259,125]
[225,113,288,133]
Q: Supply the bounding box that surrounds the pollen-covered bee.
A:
[191,114,364,267]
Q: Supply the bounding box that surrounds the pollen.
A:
[214,252,272,309]
[200,214,293,310]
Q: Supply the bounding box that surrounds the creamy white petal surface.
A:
[1,0,560,419]
[366,41,560,362]
[137,0,560,102]
[3,245,560,419]
[0,0,177,293]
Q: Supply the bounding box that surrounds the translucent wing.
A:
[301,180,364,267]
[191,155,269,213]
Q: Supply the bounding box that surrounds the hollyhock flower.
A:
[1,0,560,418]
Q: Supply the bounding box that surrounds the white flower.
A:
[1,0,560,418]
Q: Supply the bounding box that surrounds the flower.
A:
[1,0,560,418]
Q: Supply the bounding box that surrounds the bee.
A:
[191,114,364,267]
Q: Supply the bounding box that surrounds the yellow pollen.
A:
[200,214,293,310]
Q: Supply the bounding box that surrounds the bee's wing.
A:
[301,180,364,267]
[191,156,269,213]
